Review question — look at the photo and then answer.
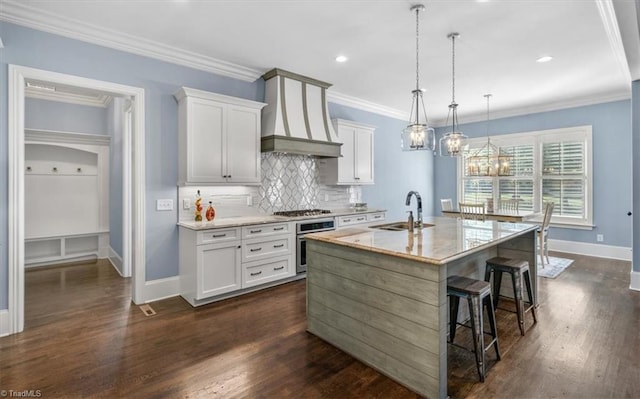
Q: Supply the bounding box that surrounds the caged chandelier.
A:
[401,4,436,152]
[466,94,512,176]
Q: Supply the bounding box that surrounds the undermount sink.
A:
[369,221,435,231]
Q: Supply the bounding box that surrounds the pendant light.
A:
[466,94,512,176]
[439,32,468,157]
[401,4,435,152]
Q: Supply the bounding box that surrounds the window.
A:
[457,126,593,228]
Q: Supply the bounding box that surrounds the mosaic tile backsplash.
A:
[178,153,360,220]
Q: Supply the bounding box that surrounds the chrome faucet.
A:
[405,191,423,227]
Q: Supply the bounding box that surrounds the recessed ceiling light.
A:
[536,55,553,63]
[335,55,348,63]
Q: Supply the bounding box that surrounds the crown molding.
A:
[26,86,112,108]
[327,91,408,121]
[0,0,262,82]
[431,90,631,127]
[595,0,632,82]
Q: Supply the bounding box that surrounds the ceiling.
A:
[2,0,640,126]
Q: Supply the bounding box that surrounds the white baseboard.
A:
[0,309,9,337]
[549,239,632,261]
[630,271,640,291]
[144,276,180,303]
[108,247,124,276]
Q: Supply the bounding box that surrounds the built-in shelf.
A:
[24,128,111,267]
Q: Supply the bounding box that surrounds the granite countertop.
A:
[305,216,539,265]
[178,208,386,230]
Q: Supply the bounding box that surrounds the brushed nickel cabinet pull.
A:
[273,227,285,231]
[343,218,351,222]
[357,217,365,221]
[273,266,285,271]
[273,244,284,248]
[250,271,262,276]
[250,229,262,234]
[212,233,226,238]
[250,247,262,252]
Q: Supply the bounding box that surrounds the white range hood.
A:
[261,68,342,158]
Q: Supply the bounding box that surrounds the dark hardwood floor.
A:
[1,253,638,398]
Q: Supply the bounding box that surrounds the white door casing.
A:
[7,65,146,335]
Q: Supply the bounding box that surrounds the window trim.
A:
[457,125,593,229]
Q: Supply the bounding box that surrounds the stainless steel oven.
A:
[296,217,335,274]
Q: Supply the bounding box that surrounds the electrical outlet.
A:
[183,198,191,210]
[596,234,604,242]
[156,199,173,211]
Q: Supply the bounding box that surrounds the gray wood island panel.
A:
[305,217,538,398]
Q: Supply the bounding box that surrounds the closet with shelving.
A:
[24,129,111,266]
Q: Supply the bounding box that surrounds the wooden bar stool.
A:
[484,257,537,336]
[447,275,501,382]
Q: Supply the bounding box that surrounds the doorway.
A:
[7,65,146,335]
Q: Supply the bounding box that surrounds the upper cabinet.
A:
[319,119,375,185]
[175,87,267,185]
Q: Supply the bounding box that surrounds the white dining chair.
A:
[459,202,486,221]
[441,198,453,212]
[500,198,519,212]
[538,202,554,267]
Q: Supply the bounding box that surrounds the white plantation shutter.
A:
[498,144,534,211]
[542,141,585,218]
[457,126,592,227]
[462,178,492,204]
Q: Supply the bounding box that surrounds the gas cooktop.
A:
[273,209,332,217]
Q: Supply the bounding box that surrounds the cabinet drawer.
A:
[242,234,292,262]
[196,227,240,245]
[242,222,291,239]
[367,212,386,222]
[242,256,293,288]
[337,214,368,227]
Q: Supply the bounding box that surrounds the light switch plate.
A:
[183,199,191,210]
[156,199,173,211]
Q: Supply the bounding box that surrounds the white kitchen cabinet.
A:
[175,87,266,185]
[318,119,375,185]
[241,222,294,286]
[179,221,295,307]
[197,240,242,298]
[336,211,386,228]
[179,226,242,304]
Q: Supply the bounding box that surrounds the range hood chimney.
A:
[261,68,342,158]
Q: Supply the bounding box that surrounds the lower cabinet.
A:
[242,255,291,288]
[179,222,295,307]
[336,211,386,229]
[197,241,242,298]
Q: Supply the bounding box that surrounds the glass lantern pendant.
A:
[401,4,436,152]
[439,32,468,157]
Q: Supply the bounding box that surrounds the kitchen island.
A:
[305,216,539,399]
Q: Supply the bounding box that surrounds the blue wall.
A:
[328,104,434,221]
[25,98,108,134]
[434,100,633,248]
[107,98,124,265]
